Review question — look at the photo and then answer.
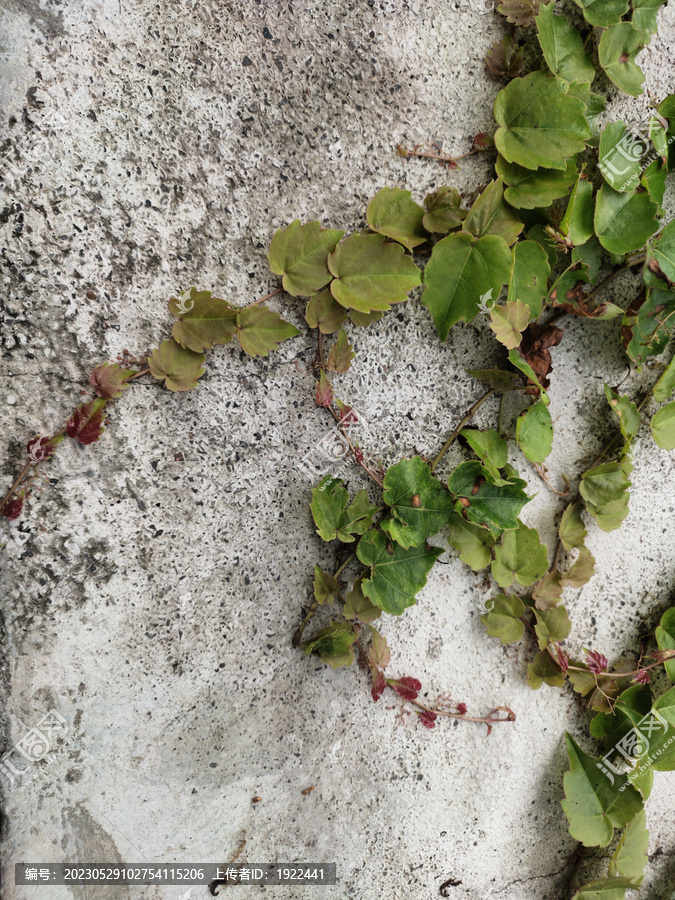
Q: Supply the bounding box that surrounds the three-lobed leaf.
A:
[268,219,344,296]
[148,339,206,392]
[598,23,646,97]
[356,529,442,615]
[381,456,454,549]
[236,306,301,357]
[328,233,421,313]
[481,593,526,644]
[169,288,238,352]
[366,187,428,251]
[311,475,379,543]
[516,400,553,463]
[491,520,549,588]
[536,3,595,84]
[447,461,530,537]
[462,178,523,245]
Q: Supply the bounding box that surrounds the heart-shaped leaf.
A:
[366,187,428,251]
[447,461,530,537]
[305,289,347,334]
[328,233,421,313]
[534,605,571,650]
[594,183,659,255]
[422,232,512,339]
[490,299,531,349]
[462,178,523,245]
[516,399,553,463]
[536,3,595,83]
[461,428,509,469]
[496,155,577,209]
[381,456,454,549]
[268,219,344,296]
[169,289,239,352]
[651,402,675,449]
[148,339,206,392]
[481,593,526,644]
[356,529,442,615]
[561,733,644,847]
[580,462,631,532]
[446,511,495,571]
[422,186,466,234]
[631,0,668,41]
[236,306,301,357]
[598,23,645,97]
[494,72,591,171]
[311,475,379,543]
[492,520,549,587]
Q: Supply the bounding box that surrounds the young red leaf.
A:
[387,676,422,702]
[417,709,437,729]
[66,398,108,445]
[90,362,135,399]
[2,496,24,520]
[315,371,334,408]
[26,435,61,462]
[585,649,609,674]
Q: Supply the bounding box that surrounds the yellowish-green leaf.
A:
[328,233,421,313]
[366,187,428,251]
[148,339,206,392]
[268,219,344,296]
[236,306,301,357]
[306,289,347,333]
[490,299,531,349]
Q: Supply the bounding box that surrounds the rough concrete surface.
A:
[1,0,675,898]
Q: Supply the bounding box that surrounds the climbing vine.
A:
[4,0,675,896]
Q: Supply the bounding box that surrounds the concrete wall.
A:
[1,1,675,897]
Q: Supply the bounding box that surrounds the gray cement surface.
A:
[1,1,675,898]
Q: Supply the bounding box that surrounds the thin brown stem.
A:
[409,696,516,734]
[565,845,586,900]
[1,460,33,510]
[245,286,283,308]
[430,389,495,475]
[585,257,647,303]
[127,367,150,381]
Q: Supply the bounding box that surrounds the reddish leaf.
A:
[485,35,525,79]
[66,398,108,445]
[473,132,495,150]
[554,643,569,674]
[371,667,386,702]
[456,702,468,715]
[417,709,437,729]
[90,362,135,399]
[26,435,60,463]
[633,669,651,685]
[585,649,609,674]
[519,322,563,391]
[387,676,422,702]
[2,496,24,520]
[315,371,334,408]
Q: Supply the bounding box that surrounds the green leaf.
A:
[447,461,530,537]
[608,809,648,885]
[350,308,384,327]
[342,574,381,623]
[561,733,644,848]
[536,3,595,84]
[528,223,559,268]
[622,288,675,368]
[305,288,347,333]
[590,684,653,750]
[580,463,631,532]
[462,178,523,245]
[446,511,495,571]
[366,187,428,251]
[573,0,629,27]
[653,355,675,403]
[496,156,577,210]
[268,219,344,296]
[528,650,565,688]
[598,24,646,97]
[460,429,508,469]
[571,877,639,899]
[326,327,355,373]
[492,520,549,588]
[356,530,442,615]
[490,299,531,349]
[560,173,595,245]
[236,306,300,357]
[506,240,551,318]
[573,237,603,282]
[381,456,454,549]
[650,114,669,160]
[310,476,379,543]
[480,593,526,644]
[594,184,659,255]
[508,348,550,400]
[656,607,675,682]
[604,385,640,441]
[533,570,565,609]
[313,565,339,604]
[534,605,571,650]
[560,502,587,551]
[148,339,206,392]
[422,186,466,234]
[494,72,591,171]
[598,122,645,193]
[640,158,667,209]
[304,621,356,668]
[169,289,238,352]
[651,401,675,449]
[328,233,421,313]
[422,233,512,339]
[632,0,668,41]
[568,82,607,140]
[516,400,553,463]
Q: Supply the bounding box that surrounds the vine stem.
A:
[565,845,586,899]
[409,696,516,733]
[430,388,495,475]
[396,144,486,166]
[245,286,283,308]
[1,461,33,510]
